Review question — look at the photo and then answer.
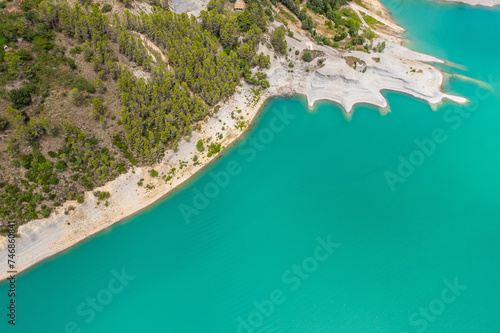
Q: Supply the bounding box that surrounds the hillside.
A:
[0,0,280,234]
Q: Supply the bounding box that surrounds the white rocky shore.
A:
[0,0,467,280]
[437,0,500,6]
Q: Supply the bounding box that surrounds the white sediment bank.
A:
[0,1,468,280]
[169,0,211,16]
[436,0,500,7]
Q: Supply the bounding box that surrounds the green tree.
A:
[9,86,34,109]
[302,16,314,30]
[55,160,68,172]
[101,4,112,12]
[5,52,21,77]
[92,98,106,119]
[94,78,107,94]
[38,1,59,28]
[271,27,287,55]
[302,50,312,62]
[220,19,238,48]
[196,140,205,152]
[69,88,84,106]
[0,116,7,131]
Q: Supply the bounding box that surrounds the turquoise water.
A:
[2,1,500,332]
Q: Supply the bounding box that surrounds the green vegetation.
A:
[101,3,112,13]
[277,0,380,50]
[196,140,205,152]
[374,41,386,53]
[302,51,313,62]
[271,27,287,54]
[306,0,352,15]
[94,191,110,201]
[362,13,382,29]
[9,85,36,109]
[0,116,7,131]
[207,142,222,157]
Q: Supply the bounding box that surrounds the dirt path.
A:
[350,2,405,33]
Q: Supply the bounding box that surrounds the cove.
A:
[2,0,500,332]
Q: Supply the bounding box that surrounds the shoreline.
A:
[435,0,500,7]
[0,1,468,281]
[0,93,280,281]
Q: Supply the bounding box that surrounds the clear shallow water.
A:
[2,1,500,332]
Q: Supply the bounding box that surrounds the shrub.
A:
[86,83,96,94]
[0,116,7,131]
[101,3,112,12]
[41,207,51,218]
[74,77,95,93]
[363,29,375,40]
[302,51,312,62]
[33,36,53,51]
[17,49,32,61]
[0,2,6,9]
[19,154,32,169]
[196,140,205,152]
[375,41,386,53]
[207,143,221,157]
[334,32,347,42]
[94,191,110,200]
[351,35,365,45]
[66,58,77,70]
[95,78,107,94]
[92,98,106,119]
[9,86,35,109]
[150,169,158,177]
[69,88,84,106]
[55,160,68,172]
[70,46,82,54]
